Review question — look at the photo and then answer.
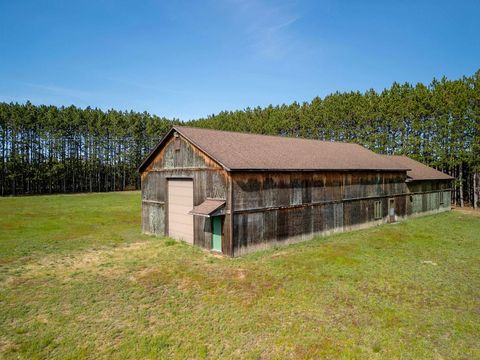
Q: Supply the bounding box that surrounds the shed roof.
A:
[384,155,453,181]
[189,199,226,217]
[139,126,410,172]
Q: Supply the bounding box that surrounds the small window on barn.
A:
[374,201,382,220]
[439,191,444,205]
[174,137,181,151]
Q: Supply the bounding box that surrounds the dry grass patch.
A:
[454,206,480,217]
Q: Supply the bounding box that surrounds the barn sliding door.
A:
[168,179,194,244]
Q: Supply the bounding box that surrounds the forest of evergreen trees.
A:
[1,70,479,207]
[0,103,177,195]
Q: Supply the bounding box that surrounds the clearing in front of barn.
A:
[0,192,479,359]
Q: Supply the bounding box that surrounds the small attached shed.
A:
[138,126,453,256]
[386,155,453,215]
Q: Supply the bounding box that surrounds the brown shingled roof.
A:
[139,126,410,172]
[384,155,453,181]
[189,199,225,217]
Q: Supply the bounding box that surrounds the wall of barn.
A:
[231,171,408,255]
[140,135,453,257]
[405,180,452,216]
[140,134,232,254]
[231,172,451,256]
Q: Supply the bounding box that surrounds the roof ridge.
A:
[139,125,412,173]
[174,125,358,146]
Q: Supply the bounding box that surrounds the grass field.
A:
[0,192,479,359]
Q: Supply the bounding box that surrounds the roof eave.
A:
[406,177,454,181]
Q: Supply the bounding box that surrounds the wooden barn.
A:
[138,126,453,256]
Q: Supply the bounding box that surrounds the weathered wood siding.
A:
[406,180,452,193]
[141,134,232,254]
[141,133,452,257]
[231,171,409,255]
[405,180,452,215]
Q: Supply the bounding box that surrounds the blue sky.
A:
[1,0,479,120]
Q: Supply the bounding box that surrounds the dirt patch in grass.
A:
[1,241,152,287]
[454,207,480,217]
[130,267,177,290]
[0,337,17,354]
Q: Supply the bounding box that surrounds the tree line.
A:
[0,103,177,195]
[187,71,480,208]
[1,70,479,207]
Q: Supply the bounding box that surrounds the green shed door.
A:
[212,217,222,252]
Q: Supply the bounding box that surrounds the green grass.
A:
[0,192,479,359]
